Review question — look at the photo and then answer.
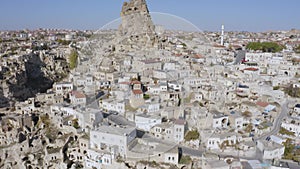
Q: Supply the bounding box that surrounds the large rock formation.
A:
[115,0,159,51]
[119,0,155,36]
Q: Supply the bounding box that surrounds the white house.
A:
[99,99,126,115]
[147,83,168,95]
[191,92,203,102]
[69,91,86,106]
[167,81,182,92]
[53,82,73,95]
[294,104,300,114]
[85,149,113,169]
[229,112,246,130]
[212,112,229,129]
[96,81,111,89]
[73,75,94,86]
[243,67,260,76]
[163,62,177,70]
[281,118,300,137]
[135,114,162,131]
[139,103,160,113]
[245,52,272,63]
[206,132,241,150]
[153,70,168,79]
[256,140,285,160]
[173,119,186,143]
[164,147,179,165]
[150,119,186,143]
[90,126,136,158]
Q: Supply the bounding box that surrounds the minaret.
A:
[221,24,224,46]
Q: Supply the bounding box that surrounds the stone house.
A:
[228,112,246,130]
[212,112,229,129]
[256,140,285,160]
[99,99,126,115]
[90,126,136,158]
[206,132,242,150]
[53,82,73,95]
[69,91,86,106]
[85,149,113,169]
[135,114,162,131]
[281,118,300,137]
[150,119,187,143]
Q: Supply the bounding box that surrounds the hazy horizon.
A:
[1,0,300,32]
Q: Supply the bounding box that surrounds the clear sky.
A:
[0,0,299,32]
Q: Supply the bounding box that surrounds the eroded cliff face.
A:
[119,0,155,36]
[0,53,69,107]
[115,0,159,50]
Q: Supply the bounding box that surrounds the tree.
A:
[285,84,300,98]
[184,130,200,141]
[179,155,192,164]
[279,127,295,136]
[143,94,150,100]
[246,42,284,53]
[57,39,71,45]
[283,139,295,160]
[246,42,262,51]
[242,111,252,117]
[72,119,80,129]
[69,50,78,69]
[245,123,253,133]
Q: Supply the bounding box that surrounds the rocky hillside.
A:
[0,52,69,107]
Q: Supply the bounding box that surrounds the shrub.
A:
[185,130,199,141]
[179,155,192,164]
[69,50,78,69]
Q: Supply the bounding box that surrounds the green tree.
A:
[72,119,80,129]
[279,127,295,136]
[283,139,295,160]
[246,42,284,53]
[143,94,150,100]
[57,39,71,45]
[285,84,300,98]
[185,130,200,141]
[179,155,192,164]
[246,42,262,51]
[69,50,79,69]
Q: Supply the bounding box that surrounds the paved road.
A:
[180,146,204,157]
[107,114,135,127]
[254,100,290,142]
[140,133,205,157]
[234,50,246,64]
[86,91,107,109]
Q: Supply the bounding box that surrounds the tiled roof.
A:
[256,101,269,107]
[244,67,259,71]
[132,89,143,95]
[71,91,86,99]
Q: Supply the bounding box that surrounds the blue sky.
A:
[0,0,299,32]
